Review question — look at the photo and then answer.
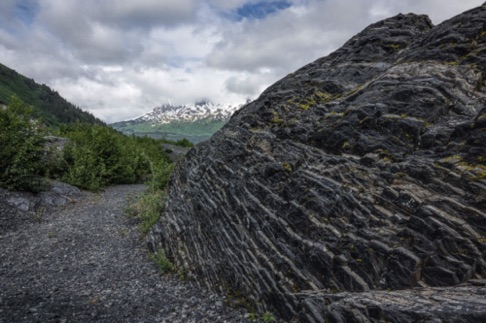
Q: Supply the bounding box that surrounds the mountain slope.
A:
[111,102,243,143]
[148,4,486,322]
[0,63,103,126]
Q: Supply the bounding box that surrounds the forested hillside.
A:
[0,63,103,126]
[0,63,186,194]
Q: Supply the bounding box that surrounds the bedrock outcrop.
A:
[148,4,486,322]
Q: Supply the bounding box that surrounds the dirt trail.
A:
[0,184,249,322]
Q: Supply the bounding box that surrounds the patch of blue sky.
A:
[166,56,200,69]
[234,0,292,21]
[15,1,38,26]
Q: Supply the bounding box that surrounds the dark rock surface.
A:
[148,4,486,323]
[162,143,192,162]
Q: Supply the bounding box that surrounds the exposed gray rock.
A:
[0,180,84,234]
[162,143,192,162]
[42,135,67,166]
[300,283,486,323]
[148,4,486,322]
[44,135,68,151]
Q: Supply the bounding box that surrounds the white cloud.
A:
[225,72,274,98]
[106,0,198,28]
[0,0,483,123]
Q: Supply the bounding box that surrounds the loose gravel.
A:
[0,184,251,322]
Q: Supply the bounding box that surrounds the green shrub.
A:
[0,96,45,192]
[175,137,193,148]
[57,124,172,191]
[1,96,173,194]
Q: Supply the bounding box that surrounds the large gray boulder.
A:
[0,181,84,234]
[148,4,486,322]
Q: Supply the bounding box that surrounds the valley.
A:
[111,102,244,143]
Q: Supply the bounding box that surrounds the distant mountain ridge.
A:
[111,101,244,143]
[0,63,104,126]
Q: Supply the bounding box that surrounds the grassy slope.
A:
[112,119,228,143]
[0,63,104,126]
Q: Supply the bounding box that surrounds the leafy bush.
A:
[174,138,193,148]
[57,124,173,191]
[0,96,45,192]
[1,96,174,194]
[60,124,129,191]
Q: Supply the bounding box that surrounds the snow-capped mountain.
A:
[110,101,246,143]
[122,101,243,125]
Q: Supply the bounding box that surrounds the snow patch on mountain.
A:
[124,101,244,125]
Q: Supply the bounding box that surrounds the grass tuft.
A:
[150,250,174,274]
[126,189,167,237]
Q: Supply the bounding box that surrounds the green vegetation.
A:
[55,123,173,192]
[282,162,292,172]
[150,249,174,274]
[0,63,103,126]
[284,90,343,114]
[0,96,46,192]
[298,99,315,110]
[2,96,179,274]
[126,187,175,273]
[248,311,276,322]
[126,188,168,236]
[458,161,486,181]
[342,141,351,150]
[0,71,188,284]
[1,95,174,193]
[439,155,486,181]
[173,137,193,148]
[272,111,284,124]
[388,44,402,50]
[112,118,226,143]
[446,61,459,66]
[262,312,277,322]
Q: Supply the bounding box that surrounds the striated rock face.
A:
[148,5,486,322]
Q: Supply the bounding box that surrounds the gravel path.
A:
[0,184,250,322]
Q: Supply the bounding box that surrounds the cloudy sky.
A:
[0,0,483,122]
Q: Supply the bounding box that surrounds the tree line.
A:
[0,96,184,193]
